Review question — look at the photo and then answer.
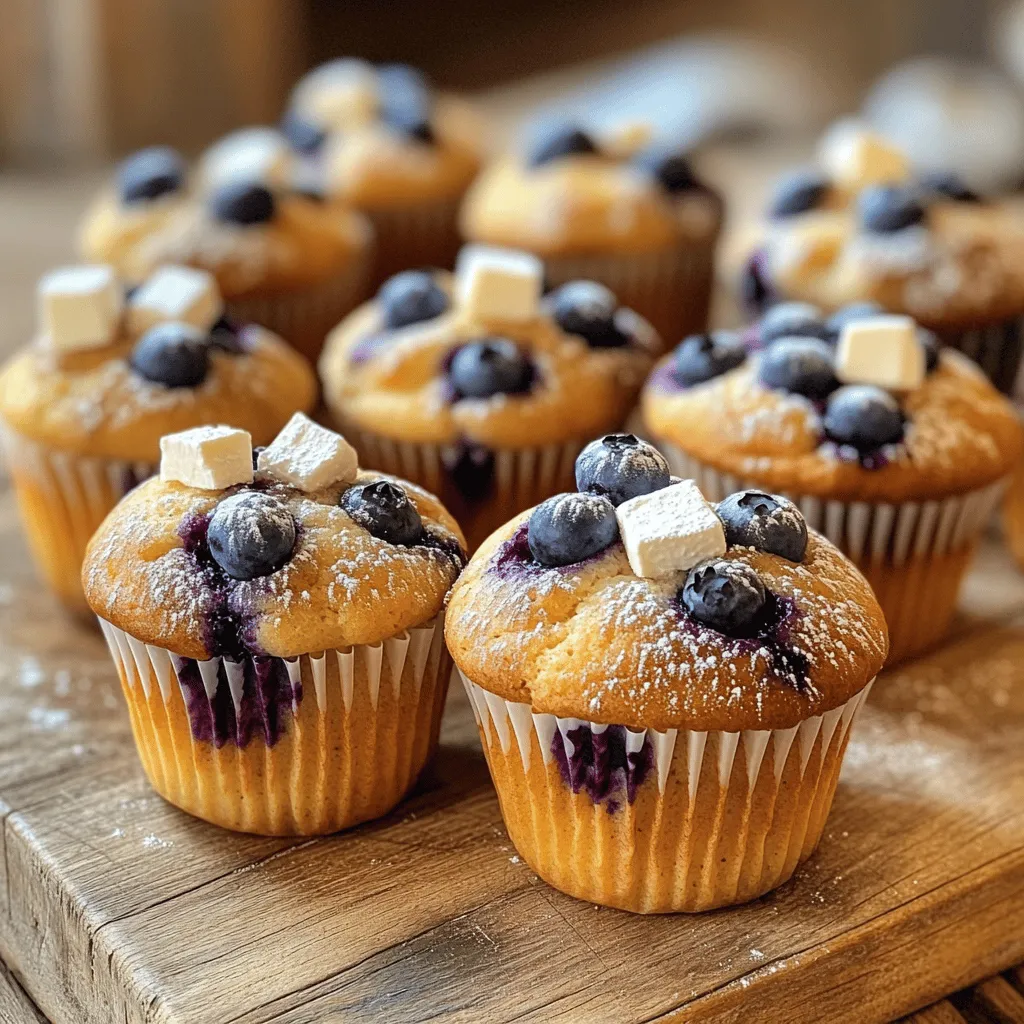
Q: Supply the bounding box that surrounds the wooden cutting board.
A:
[1,477,1023,1024]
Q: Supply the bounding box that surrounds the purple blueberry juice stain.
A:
[489,521,619,579]
[820,440,897,471]
[442,442,496,503]
[551,724,654,808]
[349,332,394,365]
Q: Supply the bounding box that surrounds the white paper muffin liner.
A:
[363,194,464,287]
[937,316,1024,398]
[98,613,449,834]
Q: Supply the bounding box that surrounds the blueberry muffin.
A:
[446,436,887,912]
[79,138,374,362]
[741,124,1024,394]
[0,263,316,616]
[460,120,722,349]
[284,60,483,285]
[83,414,465,835]
[642,302,1023,663]
[319,245,658,548]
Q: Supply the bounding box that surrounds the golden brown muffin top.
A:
[83,469,466,660]
[643,328,1023,503]
[446,508,887,732]
[459,122,721,256]
[319,264,657,447]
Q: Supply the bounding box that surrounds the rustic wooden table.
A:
[0,172,1022,1024]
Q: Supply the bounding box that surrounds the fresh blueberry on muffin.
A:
[574,433,670,506]
[673,331,747,387]
[119,146,186,204]
[768,168,831,218]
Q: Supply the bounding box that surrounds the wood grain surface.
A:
[0,171,1022,1024]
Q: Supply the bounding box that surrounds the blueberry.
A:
[526,121,598,168]
[378,271,449,329]
[768,169,830,218]
[758,338,838,400]
[673,331,746,386]
[574,434,670,506]
[919,170,979,203]
[341,480,423,546]
[210,181,276,225]
[448,340,533,399]
[919,327,941,373]
[546,281,625,348]
[759,302,828,344]
[118,147,185,204]
[741,250,773,313]
[681,559,766,636]
[527,492,618,566]
[824,301,884,342]
[378,64,433,143]
[633,144,698,193]
[716,490,807,562]
[209,315,244,353]
[823,385,905,452]
[858,184,926,233]
[130,322,209,388]
[208,492,297,581]
[280,110,327,154]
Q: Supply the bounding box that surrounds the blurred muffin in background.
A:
[79,133,374,362]
[283,60,484,285]
[741,123,1024,395]
[461,120,723,351]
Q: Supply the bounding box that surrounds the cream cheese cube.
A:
[160,426,254,490]
[819,123,909,189]
[615,480,726,579]
[455,245,543,322]
[38,265,123,353]
[256,412,358,491]
[836,314,925,391]
[127,266,223,334]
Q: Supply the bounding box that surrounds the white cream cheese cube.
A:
[38,265,123,352]
[615,480,726,579]
[819,123,909,189]
[160,426,254,490]
[127,266,223,334]
[201,127,293,189]
[836,314,925,391]
[256,412,358,491]
[455,245,543,322]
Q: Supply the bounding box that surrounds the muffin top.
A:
[459,121,721,256]
[642,301,1023,503]
[319,246,658,447]
[284,59,483,210]
[79,138,372,297]
[0,264,317,462]
[744,124,1024,326]
[445,435,887,732]
[83,415,466,659]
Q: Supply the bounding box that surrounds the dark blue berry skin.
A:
[207,492,297,581]
[130,322,210,388]
[118,147,185,204]
[673,331,746,387]
[633,145,697,192]
[208,315,244,353]
[716,490,807,562]
[759,302,829,344]
[681,559,767,636]
[378,64,434,143]
[574,434,670,507]
[341,480,423,546]
[280,110,327,154]
[758,337,838,400]
[919,327,941,373]
[920,170,979,203]
[858,184,926,233]
[448,340,533,399]
[741,249,774,313]
[210,181,276,225]
[768,169,830,218]
[527,492,618,566]
[526,122,598,168]
[823,385,905,452]
[824,301,884,342]
[378,271,449,329]
[546,281,625,348]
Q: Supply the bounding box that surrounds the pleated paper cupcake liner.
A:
[334,418,583,550]
[1001,457,1024,570]
[660,443,1008,664]
[0,424,153,616]
[363,195,464,290]
[543,234,718,354]
[98,614,450,835]
[460,671,873,913]
[936,316,1024,398]
[226,250,373,365]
